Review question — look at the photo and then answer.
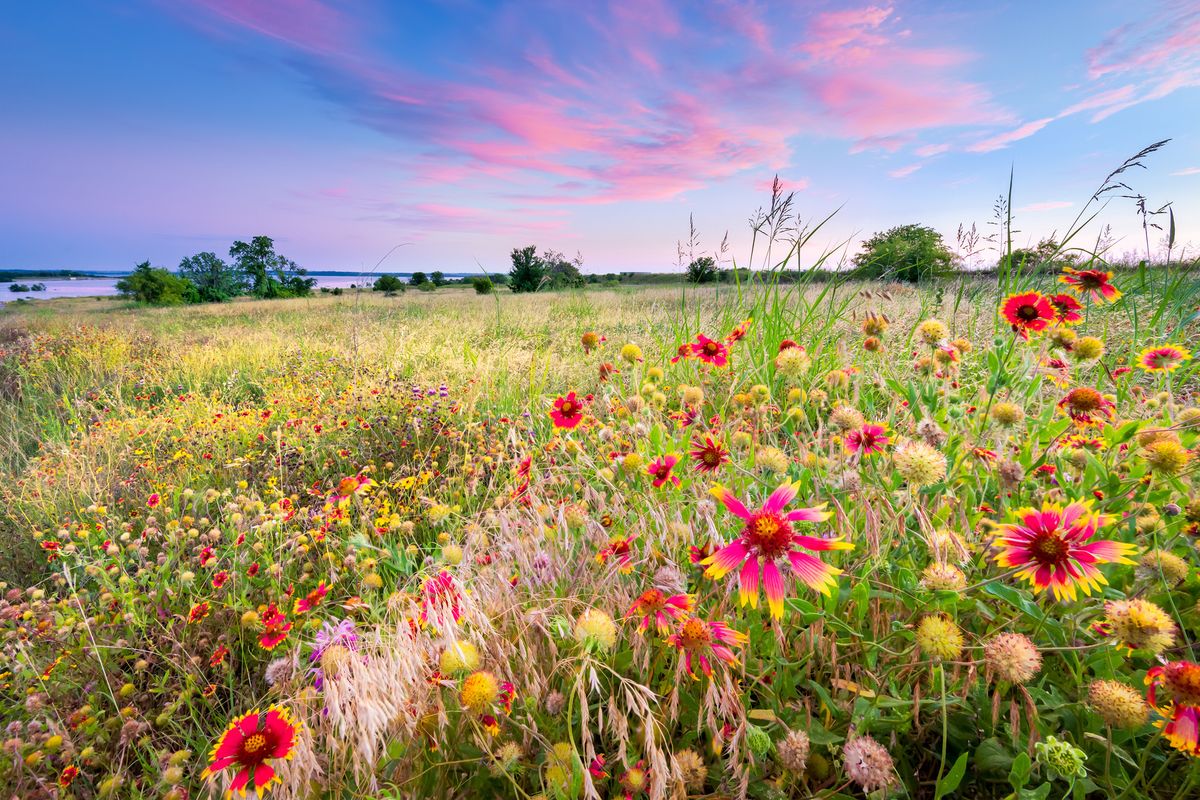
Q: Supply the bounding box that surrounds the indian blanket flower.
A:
[1146,661,1200,756]
[667,615,747,678]
[619,760,650,799]
[550,391,585,429]
[258,603,292,651]
[1001,291,1056,339]
[992,500,1136,600]
[646,455,681,488]
[690,334,729,367]
[627,589,693,634]
[203,705,300,797]
[1137,344,1192,373]
[1057,387,1116,426]
[725,317,752,343]
[330,474,373,503]
[597,533,637,572]
[689,434,729,473]
[844,423,890,456]
[1049,293,1084,324]
[420,570,463,626]
[703,481,851,618]
[58,765,79,789]
[293,582,327,614]
[1060,267,1121,303]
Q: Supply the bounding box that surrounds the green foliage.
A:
[409,271,428,286]
[229,236,315,299]
[471,276,494,295]
[115,261,197,305]
[997,238,1080,275]
[416,281,436,292]
[853,224,955,283]
[508,245,545,293]
[686,255,718,284]
[373,274,406,293]
[178,251,244,302]
[430,270,447,286]
[542,249,586,289]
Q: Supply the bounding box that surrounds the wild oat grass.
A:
[2,268,1200,799]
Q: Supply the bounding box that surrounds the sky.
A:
[1,0,1198,274]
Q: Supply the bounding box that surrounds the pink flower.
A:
[550,391,585,429]
[646,455,680,488]
[703,482,851,618]
[691,334,729,367]
[844,423,890,455]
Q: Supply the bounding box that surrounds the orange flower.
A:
[1000,292,1055,339]
[1060,267,1121,303]
[203,706,300,796]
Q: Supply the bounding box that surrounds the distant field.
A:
[2,272,1200,799]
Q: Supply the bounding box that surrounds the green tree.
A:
[542,249,586,289]
[373,274,406,293]
[471,276,493,295]
[852,224,955,283]
[229,236,315,299]
[178,251,244,302]
[508,245,545,293]
[115,261,197,305]
[430,270,447,286]
[409,271,428,286]
[685,256,717,284]
[997,238,1079,275]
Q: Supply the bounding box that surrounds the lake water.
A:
[0,273,453,305]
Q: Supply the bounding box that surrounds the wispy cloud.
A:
[965,118,1055,153]
[888,163,922,179]
[1172,167,1200,176]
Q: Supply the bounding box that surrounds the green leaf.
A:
[935,751,969,798]
[1009,752,1032,792]
[974,737,1013,776]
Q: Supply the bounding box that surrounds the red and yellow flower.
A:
[258,603,292,651]
[667,615,747,679]
[1137,344,1192,373]
[1049,293,1084,324]
[646,455,681,488]
[1000,292,1056,339]
[627,589,693,635]
[689,434,729,473]
[1146,661,1200,756]
[1057,387,1116,426]
[203,705,300,797]
[293,582,327,614]
[703,481,851,618]
[1060,267,1121,303]
[597,533,637,573]
[844,423,890,456]
[690,334,729,367]
[550,391,585,429]
[992,500,1136,601]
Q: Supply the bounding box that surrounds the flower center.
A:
[1067,388,1102,412]
[243,733,268,756]
[637,590,665,612]
[1017,304,1040,321]
[704,342,719,355]
[560,401,575,414]
[1030,532,1068,563]
[745,512,792,558]
[679,618,711,649]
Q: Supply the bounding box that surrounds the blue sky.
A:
[1,1,1197,272]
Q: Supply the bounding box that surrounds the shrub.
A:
[115,261,197,305]
[416,281,436,292]
[852,224,955,283]
[373,274,406,293]
[471,276,494,295]
[409,271,428,286]
[686,256,718,284]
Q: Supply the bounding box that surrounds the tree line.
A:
[116,236,315,305]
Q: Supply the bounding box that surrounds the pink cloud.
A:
[888,163,921,179]
[965,118,1055,153]
[914,143,950,158]
[755,176,810,193]
[1173,167,1200,176]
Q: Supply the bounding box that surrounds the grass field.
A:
[3,269,1200,799]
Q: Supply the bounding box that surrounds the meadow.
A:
[3,265,1200,800]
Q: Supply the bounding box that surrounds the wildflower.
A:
[915,614,963,661]
[992,500,1136,600]
[829,405,865,431]
[461,670,500,713]
[667,615,746,678]
[689,434,729,473]
[1147,661,1200,755]
[589,754,608,779]
[147,493,162,509]
[916,319,948,345]
[1088,680,1149,729]
[58,765,79,789]
[1103,599,1175,654]
[775,346,810,377]
[1049,293,1084,324]
[293,582,327,614]
[845,423,890,455]
[420,570,463,625]
[777,729,810,772]
[619,760,650,798]
[983,633,1042,684]
[725,318,752,343]
[203,705,300,797]
[691,334,729,367]
[862,312,889,336]
[597,533,636,572]
[680,384,704,406]
[1143,439,1191,475]
[330,474,373,502]
[550,392,585,429]
[705,482,849,617]
[188,602,211,624]
[627,589,692,635]
[893,440,947,487]
[258,603,292,651]
[990,402,1025,427]
[755,445,789,474]
[842,736,896,793]
[1035,736,1087,780]
[646,455,681,488]
[1057,387,1115,426]
[921,562,966,590]
[620,343,643,363]
[1138,344,1192,372]
[1048,326,1077,349]
[746,725,772,756]
[675,748,708,788]
[1137,550,1189,584]
[1060,267,1121,303]
[574,608,618,653]
[440,641,481,675]
[1072,336,1105,361]
[1001,291,1056,338]
[581,331,604,353]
